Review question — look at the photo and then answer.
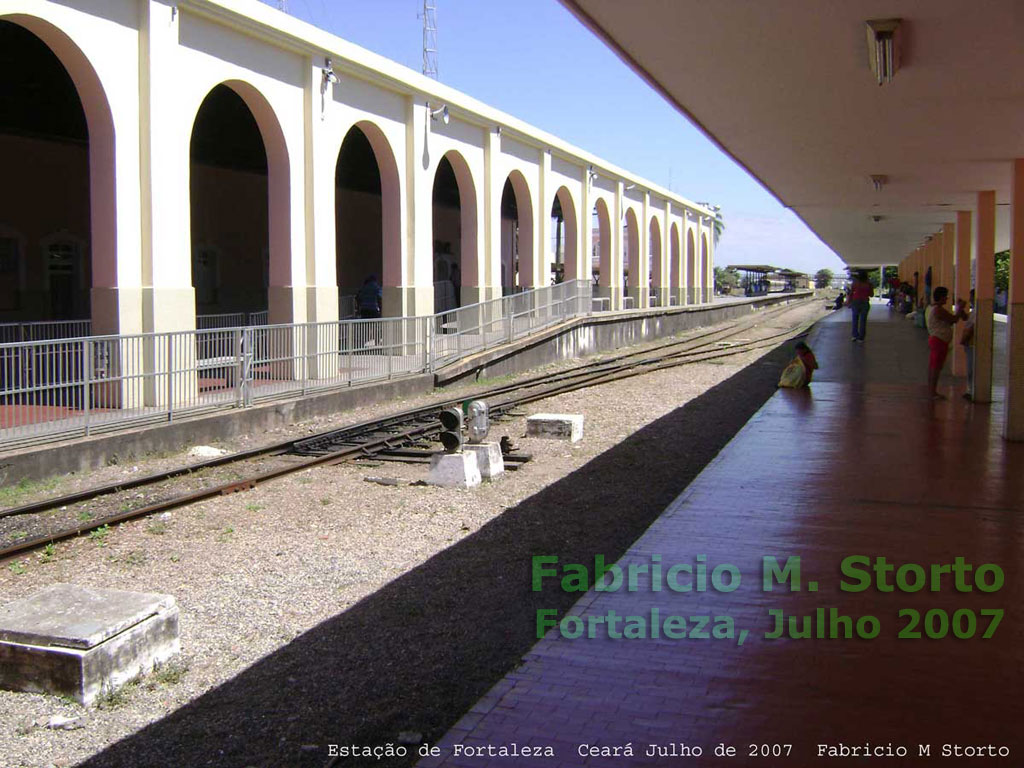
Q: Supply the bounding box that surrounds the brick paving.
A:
[421,303,1024,767]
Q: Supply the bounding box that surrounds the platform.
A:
[422,301,1024,766]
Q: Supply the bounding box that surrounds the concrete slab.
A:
[0,584,180,704]
[526,413,584,442]
[464,442,504,479]
[427,452,481,488]
[0,584,175,650]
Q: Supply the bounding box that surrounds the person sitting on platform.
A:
[778,341,819,389]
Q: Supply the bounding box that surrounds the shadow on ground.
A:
[76,343,795,768]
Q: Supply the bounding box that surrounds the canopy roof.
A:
[558,0,1024,266]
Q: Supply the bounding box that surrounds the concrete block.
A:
[0,584,180,705]
[464,442,504,479]
[526,413,584,442]
[427,452,481,488]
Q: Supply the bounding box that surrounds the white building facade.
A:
[0,0,716,341]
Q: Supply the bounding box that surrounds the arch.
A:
[500,170,534,293]
[686,228,696,304]
[649,215,663,306]
[701,233,710,301]
[189,82,290,319]
[0,16,116,327]
[551,186,578,283]
[624,207,640,304]
[432,149,478,310]
[334,121,401,316]
[349,120,401,306]
[592,198,612,295]
[670,222,681,305]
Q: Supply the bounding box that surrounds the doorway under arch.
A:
[500,172,534,295]
[550,186,578,284]
[0,18,115,331]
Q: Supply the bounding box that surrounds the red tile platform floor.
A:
[420,302,1024,767]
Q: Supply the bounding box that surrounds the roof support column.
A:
[974,191,996,405]
[940,223,955,299]
[1005,161,1024,440]
[952,211,972,377]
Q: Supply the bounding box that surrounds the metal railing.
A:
[428,280,590,369]
[0,319,92,344]
[0,281,596,450]
[1,312,272,340]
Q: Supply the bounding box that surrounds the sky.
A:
[262,0,846,277]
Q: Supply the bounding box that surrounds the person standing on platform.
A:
[926,286,968,400]
[848,270,874,342]
[356,274,382,319]
[450,262,461,308]
[960,289,976,401]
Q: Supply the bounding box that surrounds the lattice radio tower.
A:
[422,0,438,79]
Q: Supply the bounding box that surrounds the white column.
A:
[612,181,624,310]
[398,97,433,317]
[141,0,194,335]
[639,192,650,308]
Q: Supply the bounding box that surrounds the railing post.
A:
[423,317,431,373]
[387,321,393,379]
[234,328,244,407]
[83,340,92,436]
[166,333,174,422]
[427,317,436,372]
[242,328,253,407]
[346,323,354,386]
[302,324,309,395]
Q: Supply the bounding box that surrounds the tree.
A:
[697,202,725,246]
[714,266,738,294]
[995,250,1009,293]
[814,268,833,289]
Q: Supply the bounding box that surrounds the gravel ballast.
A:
[0,300,826,768]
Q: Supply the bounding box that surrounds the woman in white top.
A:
[926,286,967,399]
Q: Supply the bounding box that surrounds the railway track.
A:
[0,299,816,560]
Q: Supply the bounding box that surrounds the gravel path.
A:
[0,299,826,768]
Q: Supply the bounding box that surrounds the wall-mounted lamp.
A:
[865,19,902,85]
[871,214,885,223]
[869,174,888,192]
[495,125,502,136]
[587,166,598,188]
[171,5,178,21]
[321,58,339,92]
[429,104,450,124]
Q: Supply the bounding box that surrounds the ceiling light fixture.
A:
[869,174,888,192]
[321,58,339,91]
[429,104,450,124]
[865,19,902,85]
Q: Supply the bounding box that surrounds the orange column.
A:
[975,191,996,405]
[1006,160,1024,440]
[952,212,972,376]
[941,223,955,298]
